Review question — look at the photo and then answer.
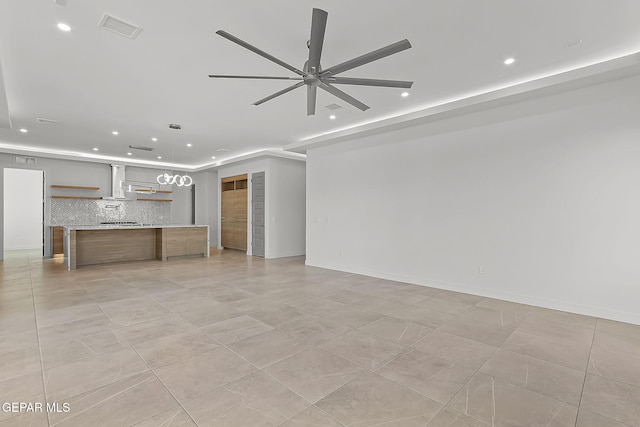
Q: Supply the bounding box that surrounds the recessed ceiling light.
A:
[127,152,132,156]
[57,22,71,32]
[112,131,119,135]
[401,92,409,97]
[92,147,99,151]
[504,57,515,65]
[329,115,336,120]
[186,143,192,147]
[157,156,162,159]
[211,156,216,159]
[151,137,157,142]
[19,128,28,133]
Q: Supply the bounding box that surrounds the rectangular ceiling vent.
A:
[325,103,342,111]
[129,145,153,151]
[54,0,68,6]
[36,117,59,125]
[99,14,143,39]
[14,156,36,165]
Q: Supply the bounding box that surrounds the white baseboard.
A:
[305,258,640,326]
[266,250,305,259]
[4,245,41,251]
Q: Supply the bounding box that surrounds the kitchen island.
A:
[63,224,209,270]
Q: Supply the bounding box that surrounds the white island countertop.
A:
[63,224,208,231]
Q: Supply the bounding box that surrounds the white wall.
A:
[193,170,218,245]
[217,156,306,258]
[306,73,640,325]
[269,157,305,258]
[3,168,43,250]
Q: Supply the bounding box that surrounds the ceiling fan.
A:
[209,8,413,116]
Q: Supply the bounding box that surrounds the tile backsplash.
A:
[51,198,171,225]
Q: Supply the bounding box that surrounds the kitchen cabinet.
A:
[64,225,209,269]
[162,227,208,259]
[51,226,64,257]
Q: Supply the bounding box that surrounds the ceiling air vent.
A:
[129,145,153,151]
[325,103,342,111]
[99,13,143,39]
[36,118,59,125]
[54,0,68,6]
[14,156,36,165]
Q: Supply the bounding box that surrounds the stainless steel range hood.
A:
[102,164,127,200]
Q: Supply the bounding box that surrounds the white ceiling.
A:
[0,0,639,170]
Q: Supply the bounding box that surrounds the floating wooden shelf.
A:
[51,196,101,200]
[51,185,100,190]
[137,198,172,202]
[135,190,173,194]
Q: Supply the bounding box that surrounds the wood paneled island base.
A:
[65,225,209,270]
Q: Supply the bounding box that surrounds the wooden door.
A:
[220,174,248,250]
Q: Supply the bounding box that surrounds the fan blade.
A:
[323,76,413,88]
[308,9,328,74]
[307,86,317,116]
[209,75,303,80]
[253,81,305,106]
[216,30,306,76]
[319,82,369,111]
[320,39,412,77]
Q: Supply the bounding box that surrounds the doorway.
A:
[220,174,248,251]
[3,168,45,256]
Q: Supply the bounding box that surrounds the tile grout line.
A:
[434,304,590,426]
[91,288,203,427]
[409,301,531,425]
[41,286,194,426]
[574,318,598,427]
[262,365,350,427]
[126,350,201,427]
[198,319,366,426]
[29,253,52,427]
[123,309,311,426]
[334,299,501,425]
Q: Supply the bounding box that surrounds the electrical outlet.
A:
[478,265,485,274]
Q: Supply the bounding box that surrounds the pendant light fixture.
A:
[156,123,193,187]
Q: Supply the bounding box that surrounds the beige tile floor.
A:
[1,249,639,426]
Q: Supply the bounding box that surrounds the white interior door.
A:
[3,168,44,251]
